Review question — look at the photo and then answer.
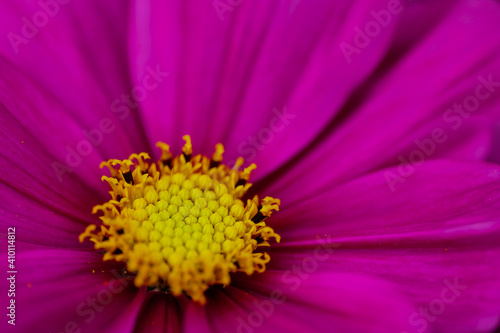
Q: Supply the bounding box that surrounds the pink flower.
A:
[1,0,500,332]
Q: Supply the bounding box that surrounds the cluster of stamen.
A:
[80,136,280,304]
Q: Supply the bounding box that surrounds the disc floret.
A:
[80,136,280,304]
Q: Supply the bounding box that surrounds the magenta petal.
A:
[271,160,500,243]
[0,104,123,247]
[8,249,144,333]
[0,109,105,247]
[265,161,500,332]
[191,271,418,333]
[488,121,500,164]
[0,1,151,184]
[183,301,215,333]
[128,0,398,180]
[267,247,500,332]
[133,293,183,333]
[255,0,500,202]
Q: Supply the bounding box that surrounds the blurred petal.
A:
[0,1,150,184]
[272,160,500,242]
[183,272,418,333]
[7,249,144,333]
[268,160,500,332]
[0,108,102,247]
[256,0,500,203]
[133,293,183,333]
[129,0,399,180]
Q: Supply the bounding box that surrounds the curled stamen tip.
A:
[233,157,244,170]
[156,142,170,150]
[129,152,151,161]
[243,164,257,174]
[182,135,193,155]
[212,143,225,162]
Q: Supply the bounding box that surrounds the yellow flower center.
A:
[80,135,280,304]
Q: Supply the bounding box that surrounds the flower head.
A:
[80,136,280,303]
[2,0,500,332]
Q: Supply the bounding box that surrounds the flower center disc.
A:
[80,135,280,304]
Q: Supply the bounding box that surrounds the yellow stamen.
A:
[211,143,224,163]
[181,135,193,158]
[80,136,280,304]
